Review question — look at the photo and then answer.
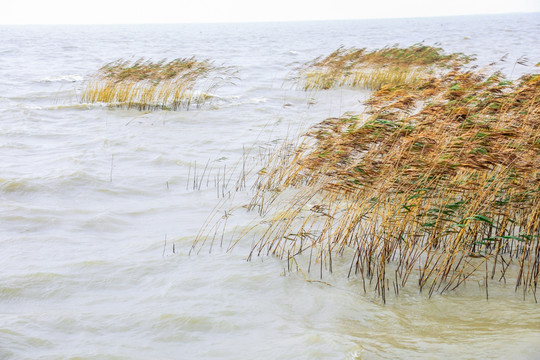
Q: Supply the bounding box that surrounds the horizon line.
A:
[1,10,538,26]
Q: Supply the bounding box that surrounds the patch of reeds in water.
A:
[81,57,236,110]
[298,44,474,91]
[245,50,540,302]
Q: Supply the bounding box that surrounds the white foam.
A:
[247,97,267,104]
[39,75,84,83]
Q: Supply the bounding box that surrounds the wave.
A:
[0,178,40,193]
[214,96,268,109]
[42,103,97,110]
[38,74,84,83]
[0,170,113,195]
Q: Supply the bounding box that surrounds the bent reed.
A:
[81,57,235,111]
[297,44,474,91]
[237,46,539,302]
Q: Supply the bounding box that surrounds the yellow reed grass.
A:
[297,44,473,91]
[81,58,235,110]
[238,53,539,302]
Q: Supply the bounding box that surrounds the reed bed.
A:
[297,44,473,91]
[81,57,235,110]
[243,49,540,302]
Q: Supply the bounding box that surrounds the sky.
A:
[1,0,539,25]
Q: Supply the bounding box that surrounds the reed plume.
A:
[297,44,474,91]
[81,57,236,110]
[241,48,540,302]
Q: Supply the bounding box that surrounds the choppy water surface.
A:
[1,13,540,359]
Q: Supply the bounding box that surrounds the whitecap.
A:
[247,97,267,104]
[43,103,96,110]
[39,75,84,83]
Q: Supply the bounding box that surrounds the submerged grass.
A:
[297,44,474,91]
[81,57,236,110]
[218,47,540,302]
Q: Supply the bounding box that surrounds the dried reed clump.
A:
[81,57,236,110]
[248,62,540,302]
[297,44,474,91]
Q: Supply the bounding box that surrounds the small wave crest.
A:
[0,170,107,195]
[39,75,84,83]
[246,97,268,104]
[42,103,97,110]
[209,95,268,110]
[0,178,40,193]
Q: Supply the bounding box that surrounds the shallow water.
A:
[1,13,540,359]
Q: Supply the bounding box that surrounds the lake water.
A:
[1,13,540,359]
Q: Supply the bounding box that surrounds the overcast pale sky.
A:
[1,0,539,24]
